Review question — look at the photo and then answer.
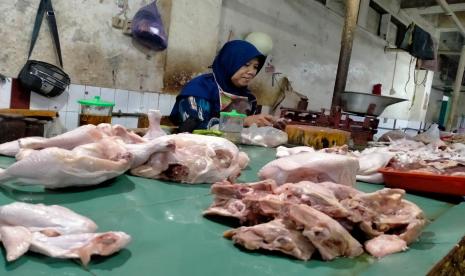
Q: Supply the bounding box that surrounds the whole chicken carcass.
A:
[0,202,131,265]
[0,137,133,188]
[0,123,145,158]
[258,152,359,186]
[0,202,97,236]
[131,133,249,184]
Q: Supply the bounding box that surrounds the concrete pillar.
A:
[446,45,465,131]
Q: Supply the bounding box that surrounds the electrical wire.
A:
[404,56,415,94]
[414,66,428,86]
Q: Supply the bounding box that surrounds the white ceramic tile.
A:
[48,90,69,112]
[158,93,172,116]
[169,94,177,107]
[395,119,409,130]
[84,85,101,100]
[68,84,86,112]
[407,120,422,130]
[64,111,79,131]
[100,87,116,104]
[30,92,50,110]
[141,92,159,113]
[0,78,12,108]
[114,89,129,113]
[57,111,67,128]
[125,117,138,128]
[111,116,127,126]
[377,117,395,128]
[127,91,143,113]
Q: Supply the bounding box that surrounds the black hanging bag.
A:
[18,0,70,98]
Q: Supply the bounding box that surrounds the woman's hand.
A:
[244,114,275,127]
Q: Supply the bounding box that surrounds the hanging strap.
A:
[27,0,64,68]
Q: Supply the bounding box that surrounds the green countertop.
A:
[0,145,463,276]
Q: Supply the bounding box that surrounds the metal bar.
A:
[331,0,361,110]
[435,0,465,36]
[438,50,461,56]
[446,45,465,131]
[112,112,145,117]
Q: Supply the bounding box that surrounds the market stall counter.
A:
[0,146,463,276]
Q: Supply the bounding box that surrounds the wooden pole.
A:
[331,0,361,110]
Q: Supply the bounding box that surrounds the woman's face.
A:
[230,58,260,88]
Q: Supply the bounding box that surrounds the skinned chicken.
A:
[0,109,166,158]
[131,133,249,184]
[0,202,97,235]
[0,130,175,188]
[275,145,395,184]
[0,137,133,188]
[0,202,130,265]
[259,152,359,186]
[0,122,146,158]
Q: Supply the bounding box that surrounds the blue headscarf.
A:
[170,40,266,122]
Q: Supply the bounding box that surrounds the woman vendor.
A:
[170,40,275,132]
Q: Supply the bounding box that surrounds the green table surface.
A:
[0,145,463,276]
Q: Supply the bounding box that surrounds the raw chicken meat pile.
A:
[385,139,465,176]
[275,137,465,183]
[0,110,250,266]
[204,179,425,260]
[0,110,249,187]
[0,202,131,265]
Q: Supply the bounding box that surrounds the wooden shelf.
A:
[0,109,58,119]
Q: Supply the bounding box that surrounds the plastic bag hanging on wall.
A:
[131,1,168,51]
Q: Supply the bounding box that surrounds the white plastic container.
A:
[219,109,246,143]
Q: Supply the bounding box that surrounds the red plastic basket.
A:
[378,167,465,196]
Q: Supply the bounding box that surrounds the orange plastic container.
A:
[378,167,465,196]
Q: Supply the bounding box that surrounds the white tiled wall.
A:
[141,92,159,113]
[374,117,424,140]
[114,89,129,113]
[0,78,12,109]
[377,118,395,129]
[158,93,175,116]
[396,119,409,130]
[1,80,429,136]
[25,84,176,131]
